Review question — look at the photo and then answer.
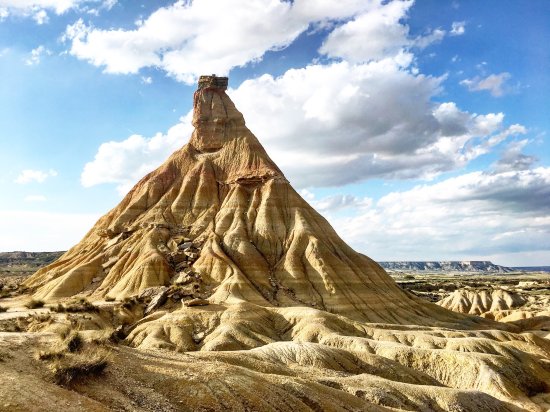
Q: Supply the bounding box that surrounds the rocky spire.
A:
[190,75,244,152]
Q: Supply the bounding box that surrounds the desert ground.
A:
[1,265,549,411]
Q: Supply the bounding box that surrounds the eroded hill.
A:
[1,76,549,412]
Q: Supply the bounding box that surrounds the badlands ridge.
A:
[0,75,549,411]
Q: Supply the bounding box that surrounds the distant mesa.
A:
[380,260,514,273]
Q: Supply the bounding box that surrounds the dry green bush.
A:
[0,350,12,362]
[90,328,119,345]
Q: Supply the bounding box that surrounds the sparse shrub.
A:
[64,298,98,313]
[0,350,12,362]
[64,331,83,353]
[104,296,115,302]
[50,303,66,313]
[90,328,119,345]
[36,329,110,385]
[30,313,52,323]
[0,305,7,313]
[36,349,64,361]
[121,297,135,310]
[26,299,45,309]
[53,324,72,339]
[50,350,108,385]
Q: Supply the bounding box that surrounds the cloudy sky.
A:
[1,0,549,266]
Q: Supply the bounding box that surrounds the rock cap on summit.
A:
[197,74,228,90]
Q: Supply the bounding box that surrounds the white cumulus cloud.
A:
[0,0,117,21]
[318,167,550,265]
[24,45,52,65]
[81,114,192,194]
[230,62,525,187]
[460,72,511,97]
[450,21,465,36]
[62,0,378,83]
[15,169,58,184]
[32,9,49,24]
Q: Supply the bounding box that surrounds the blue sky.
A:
[0,0,549,266]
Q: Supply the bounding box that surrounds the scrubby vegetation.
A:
[35,328,110,386]
[25,299,45,309]
[50,298,98,313]
[121,296,140,310]
[0,305,7,313]
[50,351,108,385]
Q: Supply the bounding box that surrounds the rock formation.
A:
[17,75,550,411]
[438,288,527,316]
[23,75,472,326]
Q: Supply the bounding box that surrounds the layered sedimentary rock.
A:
[21,76,550,411]
[24,75,471,326]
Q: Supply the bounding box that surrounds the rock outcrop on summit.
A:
[14,76,550,411]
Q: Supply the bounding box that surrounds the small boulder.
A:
[192,331,205,343]
[178,241,194,250]
[169,251,187,264]
[172,272,193,285]
[139,286,168,300]
[184,298,209,307]
[175,261,189,271]
[143,288,169,315]
[185,251,199,260]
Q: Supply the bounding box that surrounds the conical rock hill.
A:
[17,76,550,411]
[26,75,465,325]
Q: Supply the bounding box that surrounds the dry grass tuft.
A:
[121,296,140,310]
[25,299,45,309]
[51,298,98,313]
[49,348,109,385]
[36,349,64,361]
[35,330,83,360]
[65,298,99,313]
[65,331,84,353]
[90,328,120,345]
[50,303,66,313]
[35,328,111,385]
